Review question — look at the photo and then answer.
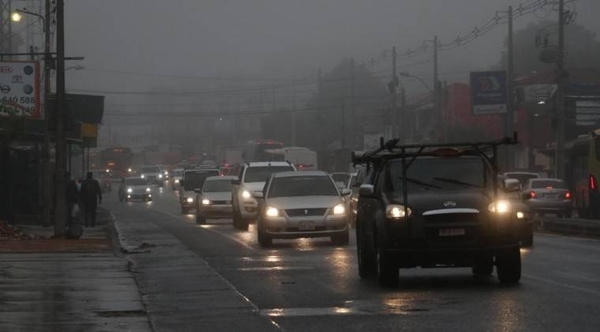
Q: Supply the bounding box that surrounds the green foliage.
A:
[0,113,26,146]
[496,21,600,75]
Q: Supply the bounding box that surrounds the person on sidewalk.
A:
[80,172,102,227]
[65,172,79,230]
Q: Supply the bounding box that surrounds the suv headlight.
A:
[186,197,194,203]
[333,204,345,215]
[242,190,252,199]
[146,187,151,192]
[488,200,511,214]
[158,174,163,179]
[202,199,211,205]
[386,204,411,219]
[127,188,133,193]
[141,174,145,178]
[266,206,279,217]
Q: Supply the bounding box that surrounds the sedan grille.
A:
[423,213,479,224]
[212,200,231,205]
[285,208,327,217]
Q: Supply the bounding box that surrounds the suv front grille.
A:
[285,208,327,217]
[424,213,479,224]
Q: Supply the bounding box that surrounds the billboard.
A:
[0,61,41,118]
[470,71,507,115]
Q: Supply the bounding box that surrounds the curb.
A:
[542,217,600,238]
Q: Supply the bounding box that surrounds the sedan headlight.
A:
[202,199,211,205]
[146,187,151,192]
[141,174,145,178]
[333,204,345,215]
[127,188,133,193]
[186,197,194,203]
[242,190,252,199]
[517,211,525,219]
[158,174,163,179]
[266,206,279,217]
[386,204,411,219]
[175,179,180,183]
[488,200,511,214]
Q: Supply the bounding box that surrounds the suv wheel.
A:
[181,206,188,215]
[357,225,376,278]
[331,229,349,246]
[196,213,206,225]
[496,247,521,284]
[376,244,399,287]
[472,255,494,277]
[257,220,272,247]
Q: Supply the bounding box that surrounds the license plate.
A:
[298,221,316,231]
[439,228,465,237]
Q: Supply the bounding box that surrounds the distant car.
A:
[158,165,170,180]
[170,168,184,190]
[139,165,164,187]
[523,178,573,218]
[501,178,534,247]
[120,177,152,202]
[178,169,220,214]
[255,171,352,247]
[503,172,540,188]
[194,176,237,224]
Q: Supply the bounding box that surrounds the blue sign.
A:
[470,71,507,115]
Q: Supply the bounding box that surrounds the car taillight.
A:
[530,191,537,198]
[565,191,572,199]
[590,175,598,191]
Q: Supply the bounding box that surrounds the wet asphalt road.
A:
[107,184,600,332]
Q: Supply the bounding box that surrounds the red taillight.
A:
[591,175,598,191]
[565,191,572,199]
[530,191,537,198]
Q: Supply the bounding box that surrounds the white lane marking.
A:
[523,273,600,297]
[150,208,256,251]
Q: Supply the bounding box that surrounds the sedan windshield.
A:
[245,166,294,183]
[141,166,160,173]
[388,157,487,192]
[531,180,566,189]
[184,171,219,190]
[126,178,148,186]
[269,176,339,198]
[203,179,233,192]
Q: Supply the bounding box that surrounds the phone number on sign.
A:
[1,96,36,104]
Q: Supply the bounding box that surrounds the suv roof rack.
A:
[352,132,519,165]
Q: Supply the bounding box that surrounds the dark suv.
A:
[353,137,523,287]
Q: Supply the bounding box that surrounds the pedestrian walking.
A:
[65,172,79,230]
[80,172,102,227]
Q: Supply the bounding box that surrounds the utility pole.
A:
[0,0,13,56]
[291,78,296,146]
[42,0,51,226]
[555,0,566,179]
[349,58,355,149]
[506,5,515,171]
[400,86,406,143]
[391,47,399,139]
[53,0,66,236]
[432,36,441,142]
[341,99,346,153]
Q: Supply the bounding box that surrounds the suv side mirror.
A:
[231,179,241,185]
[358,184,374,197]
[194,188,202,194]
[341,188,352,196]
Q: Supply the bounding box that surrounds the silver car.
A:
[194,176,236,224]
[523,178,573,217]
[255,171,352,247]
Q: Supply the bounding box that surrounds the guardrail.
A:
[541,217,600,238]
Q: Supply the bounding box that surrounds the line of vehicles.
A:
[104,129,600,288]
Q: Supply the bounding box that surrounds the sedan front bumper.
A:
[262,214,348,238]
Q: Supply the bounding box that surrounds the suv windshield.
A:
[505,173,538,186]
[126,178,147,186]
[203,179,233,192]
[141,166,160,173]
[245,166,294,183]
[269,176,338,198]
[183,171,219,190]
[388,157,487,192]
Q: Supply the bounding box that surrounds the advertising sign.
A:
[0,61,41,118]
[470,71,507,115]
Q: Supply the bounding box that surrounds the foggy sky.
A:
[63,0,600,108]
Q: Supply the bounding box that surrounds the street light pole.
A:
[53,0,66,236]
[42,0,51,226]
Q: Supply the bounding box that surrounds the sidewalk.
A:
[0,210,152,332]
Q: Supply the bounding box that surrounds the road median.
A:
[541,217,600,238]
